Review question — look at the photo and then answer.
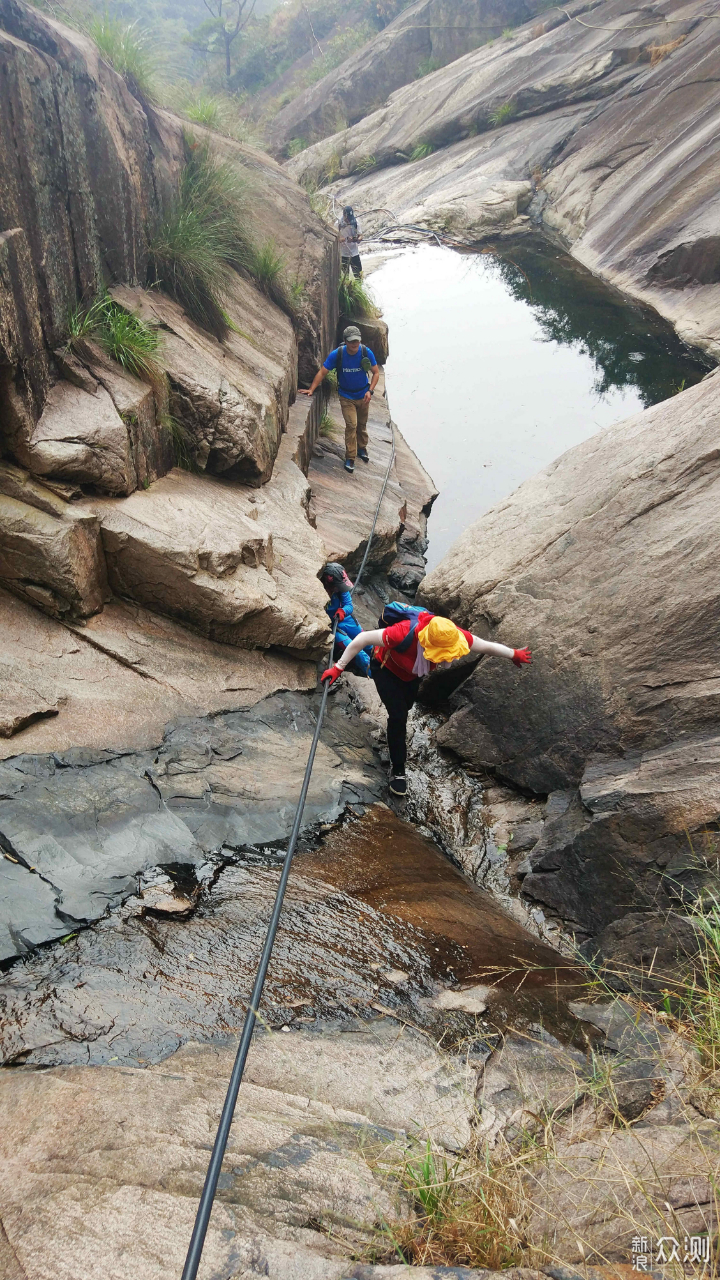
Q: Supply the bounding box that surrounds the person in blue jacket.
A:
[299,325,379,474]
[321,562,371,677]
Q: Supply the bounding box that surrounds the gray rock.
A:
[267,0,549,155]
[111,282,295,486]
[0,686,384,962]
[296,0,720,356]
[521,738,720,938]
[25,379,137,495]
[0,487,109,621]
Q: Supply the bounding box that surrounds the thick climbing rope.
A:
[182,414,396,1280]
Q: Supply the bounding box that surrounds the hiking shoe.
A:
[357,448,370,463]
[344,458,354,473]
[389,775,407,797]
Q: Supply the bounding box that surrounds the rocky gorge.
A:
[1,0,720,1275]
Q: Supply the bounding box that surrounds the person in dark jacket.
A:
[322,612,531,796]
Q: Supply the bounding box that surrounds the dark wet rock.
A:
[581,910,701,993]
[519,740,720,939]
[0,687,384,963]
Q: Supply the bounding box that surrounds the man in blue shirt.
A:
[299,325,379,473]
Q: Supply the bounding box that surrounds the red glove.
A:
[512,647,532,667]
[321,664,343,685]
[334,608,346,622]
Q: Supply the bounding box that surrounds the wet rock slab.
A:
[0,687,383,964]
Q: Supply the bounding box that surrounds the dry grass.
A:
[376,1139,523,1270]
[648,35,687,65]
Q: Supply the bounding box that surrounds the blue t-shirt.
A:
[323,345,377,401]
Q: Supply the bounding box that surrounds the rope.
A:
[182,410,396,1280]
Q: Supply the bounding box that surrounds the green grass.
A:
[354,154,377,174]
[415,55,441,78]
[65,295,164,398]
[410,142,435,161]
[502,26,515,38]
[87,14,156,102]
[338,273,380,319]
[286,137,308,158]
[489,100,517,127]
[183,94,224,130]
[319,410,335,438]
[147,135,252,337]
[162,415,195,471]
[384,1141,522,1270]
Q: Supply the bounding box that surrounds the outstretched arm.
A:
[322,629,383,682]
[299,366,327,397]
[470,635,531,666]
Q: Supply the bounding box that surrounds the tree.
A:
[197,0,256,82]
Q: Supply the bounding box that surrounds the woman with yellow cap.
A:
[321,610,531,796]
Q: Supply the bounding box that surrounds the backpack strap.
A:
[394,619,421,653]
[335,344,344,376]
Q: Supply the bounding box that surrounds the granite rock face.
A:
[0,688,383,963]
[112,281,296,486]
[419,369,720,938]
[0,466,108,621]
[266,0,547,155]
[291,0,720,354]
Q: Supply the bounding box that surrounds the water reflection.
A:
[367,243,713,569]
[491,242,710,406]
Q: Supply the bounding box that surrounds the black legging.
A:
[371,660,420,775]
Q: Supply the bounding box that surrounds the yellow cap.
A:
[417,616,470,664]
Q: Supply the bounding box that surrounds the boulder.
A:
[340,313,390,365]
[23,378,137,495]
[88,468,326,655]
[420,370,720,934]
[266,0,550,155]
[520,737,720,941]
[0,472,108,621]
[75,340,173,488]
[111,282,295,486]
[422,371,720,788]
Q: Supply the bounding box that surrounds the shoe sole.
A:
[389,782,407,796]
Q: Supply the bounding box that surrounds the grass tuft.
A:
[87,13,156,101]
[339,273,380,319]
[319,410,336,438]
[415,55,442,78]
[147,135,252,337]
[410,141,435,162]
[65,295,164,401]
[386,1140,522,1270]
[182,93,224,130]
[489,100,517,127]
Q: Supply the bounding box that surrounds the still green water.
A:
[366,242,712,570]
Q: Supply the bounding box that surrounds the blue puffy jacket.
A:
[325,591,371,676]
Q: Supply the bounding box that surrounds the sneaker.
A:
[344,458,354,473]
[389,775,407,797]
[357,448,370,463]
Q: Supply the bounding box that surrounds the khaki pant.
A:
[339,396,369,461]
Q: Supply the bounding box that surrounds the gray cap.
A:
[343,325,362,342]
